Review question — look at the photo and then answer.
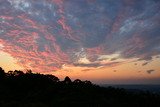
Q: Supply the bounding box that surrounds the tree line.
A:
[0,67,160,107]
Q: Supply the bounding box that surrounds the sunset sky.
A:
[0,0,160,84]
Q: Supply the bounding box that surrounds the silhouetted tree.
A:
[7,70,14,76]
[13,70,24,76]
[0,67,5,79]
[46,74,59,82]
[73,79,82,84]
[26,69,33,74]
[84,80,92,85]
[64,76,72,84]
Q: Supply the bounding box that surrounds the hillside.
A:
[0,67,160,107]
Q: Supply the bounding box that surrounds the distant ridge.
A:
[101,84,160,93]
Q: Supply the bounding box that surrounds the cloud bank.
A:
[0,0,160,72]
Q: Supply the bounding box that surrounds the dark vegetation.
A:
[0,67,160,107]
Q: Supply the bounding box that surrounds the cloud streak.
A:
[146,69,155,74]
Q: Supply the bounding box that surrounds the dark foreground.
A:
[0,67,160,107]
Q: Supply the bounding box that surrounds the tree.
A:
[84,80,92,85]
[73,79,82,84]
[46,74,59,82]
[26,69,33,74]
[13,70,24,76]
[7,70,14,76]
[63,76,72,84]
[0,67,5,79]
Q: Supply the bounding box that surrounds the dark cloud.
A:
[74,62,120,68]
[134,63,137,65]
[142,62,149,66]
[73,63,102,68]
[110,58,118,61]
[146,69,155,74]
[81,69,92,72]
[113,70,117,72]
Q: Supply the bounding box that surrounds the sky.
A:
[0,0,160,84]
